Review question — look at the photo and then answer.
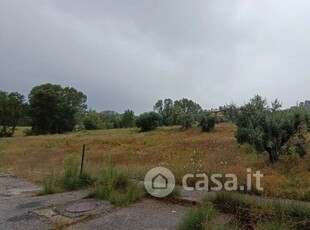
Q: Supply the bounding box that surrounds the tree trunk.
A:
[267,149,278,163]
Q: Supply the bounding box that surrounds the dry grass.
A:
[0,123,309,201]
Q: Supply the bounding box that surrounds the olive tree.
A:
[136,112,161,132]
[236,95,308,163]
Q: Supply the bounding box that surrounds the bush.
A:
[83,111,102,130]
[177,114,194,129]
[136,112,161,132]
[199,115,216,132]
[23,128,33,136]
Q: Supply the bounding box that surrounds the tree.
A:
[0,91,25,137]
[174,98,202,115]
[153,98,203,129]
[18,103,32,126]
[220,103,238,122]
[136,112,161,132]
[99,110,121,129]
[121,110,135,128]
[153,99,175,126]
[177,113,194,129]
[83,110,102,130]
[199,114,216,132]
[28,83,87,134]
[174,98,202,129]
[235,95,308,163]
[271,99,282,112]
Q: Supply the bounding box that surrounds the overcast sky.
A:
[1,1,310,113]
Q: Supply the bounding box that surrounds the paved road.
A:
[0,175,90,230]
[68,199,189,230]
[0,175,191,230]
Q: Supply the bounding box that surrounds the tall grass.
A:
[42,156,146,206]
[180,192,310,229]
[61,154,94,190]
[3,123,310,202]
[93,166,145,206]
[42,154,94,194]
[179,202,218,230]
[207,192,310,229]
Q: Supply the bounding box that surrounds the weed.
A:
[93,166,145,206]
[179,202,217,230]
[2,123,310,202]
[41,154,95,194]
[256,220,294,230]
[205,192,310,229]
[42,168,58,194]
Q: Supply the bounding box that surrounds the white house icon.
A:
[152,173,168,189]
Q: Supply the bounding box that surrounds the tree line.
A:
[0,83,216,137]
[0,83,309,164]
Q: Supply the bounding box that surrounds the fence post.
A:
[80,144,86,177]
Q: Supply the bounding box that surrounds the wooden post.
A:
[80,144,86,177]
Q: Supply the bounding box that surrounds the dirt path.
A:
[0,175,190,230]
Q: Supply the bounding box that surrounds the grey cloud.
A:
[1,0,309,113]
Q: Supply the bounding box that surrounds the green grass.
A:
[92,166,145,206]
[42,156,146,206]
[178,200,241,230]
[42,168,58,194]
[41,154,95,194]
[2,123,310,202]
[179,192,310,229]
[179,202,218,230]
[204,192,310,229]
[256,220,294,230]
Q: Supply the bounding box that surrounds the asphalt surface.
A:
[68,199,189,230]
[0,175,191,230]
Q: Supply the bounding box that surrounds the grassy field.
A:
[0,123,310,201]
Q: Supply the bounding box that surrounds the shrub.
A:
[23,128,33,136]
[136,112,161,132]
[199,115,216,132]
[83,111,102,130]
[177,114,194,129]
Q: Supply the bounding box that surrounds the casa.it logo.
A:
[144,167,264,198]
[144,167,175,198]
